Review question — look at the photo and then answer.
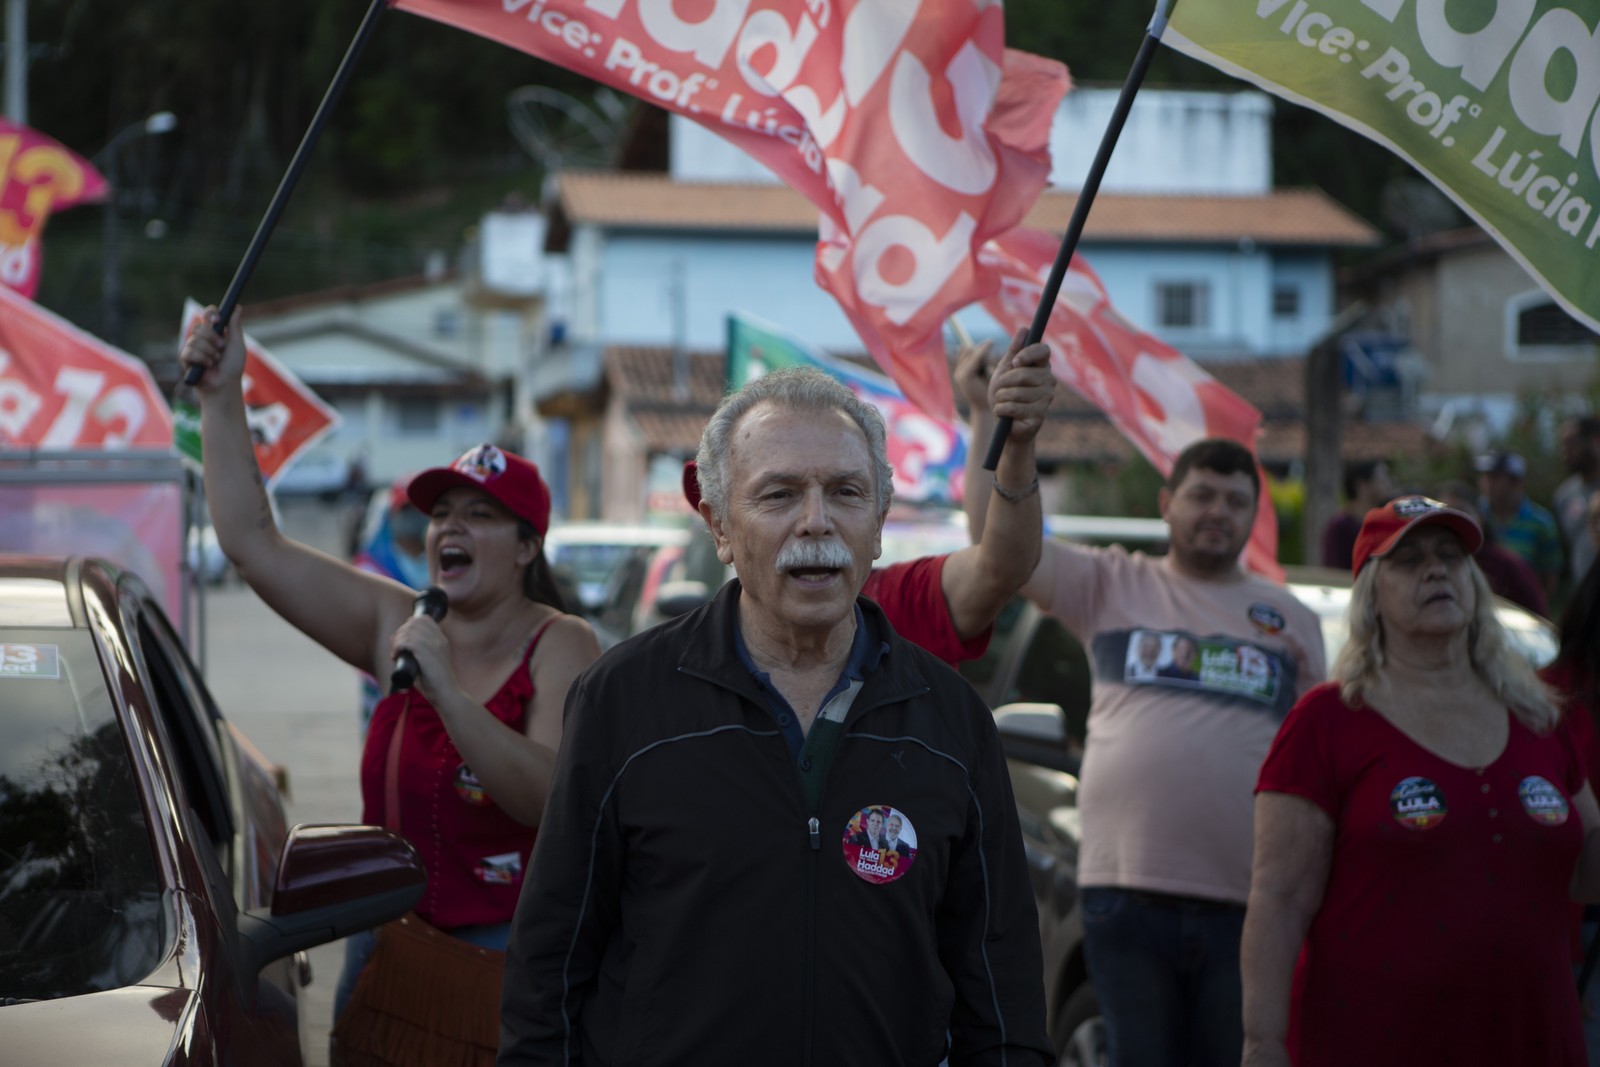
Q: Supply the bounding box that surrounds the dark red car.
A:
[0,556,424,1064]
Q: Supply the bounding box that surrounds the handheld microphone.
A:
[390,587,448,693]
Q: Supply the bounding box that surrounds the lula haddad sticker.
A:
[1519,776,1570,826]
[1390,776,1447,830]
[454,764,488,805]
[841,805,918,885]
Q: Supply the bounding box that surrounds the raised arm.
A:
[1241,791,1334,1067]
[180,308,410,674]
[943,330,1053,637]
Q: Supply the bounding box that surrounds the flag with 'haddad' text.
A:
[390,0,1069,420]
[0,119,108,298]
[980,228,1282,580]
[1165,0,1600,337]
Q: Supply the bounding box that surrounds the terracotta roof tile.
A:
[1023,189,1378,246]
[600,345,1431,465]
[632,409,715,454]
[553,170,1379,246]
[604,346,726,407]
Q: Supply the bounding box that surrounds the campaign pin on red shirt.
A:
[1519,776,1570,825]
[1390,776,1448,830]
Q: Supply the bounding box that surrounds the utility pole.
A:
[3,0,25,124]
[1303,303,1366,568]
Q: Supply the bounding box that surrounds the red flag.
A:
[177,300,341,485]
[0,284,172,448]
[981,228,1283,579]
[0,119,109,298]
[390,0,1069,418]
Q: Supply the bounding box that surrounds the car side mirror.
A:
[654,579,711,619]
[235,824,425,984]
[994,702,1079,776]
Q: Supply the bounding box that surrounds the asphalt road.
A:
[196,499,364,1066]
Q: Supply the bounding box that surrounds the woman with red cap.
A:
[1240,496,1600,1067]
[181,309,600,1054]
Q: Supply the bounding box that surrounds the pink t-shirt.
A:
[1038,543,1325,903]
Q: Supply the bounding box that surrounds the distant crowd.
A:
[1321,415,1600,619]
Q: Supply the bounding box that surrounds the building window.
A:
[1506,290,1598,361]
[434,309,463,338]
[1155,282,1210,329]
[1272,283,1300,318]
[1517,301,1592,345]
[396,398,440,436]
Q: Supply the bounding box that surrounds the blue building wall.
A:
[584,228,1336,362]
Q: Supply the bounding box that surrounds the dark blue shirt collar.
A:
[734,597,889,757]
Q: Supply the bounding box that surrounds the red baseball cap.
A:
[407,444,552,536]
[682,460,703,512]
[1350,495,1482,577]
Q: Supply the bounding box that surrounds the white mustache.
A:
[774,539,853,573]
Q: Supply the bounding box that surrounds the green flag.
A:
[726,312,827,389]
[1167,0,1600,333]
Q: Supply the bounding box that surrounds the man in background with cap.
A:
[1478,449,1564,601]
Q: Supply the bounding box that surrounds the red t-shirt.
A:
[862,556,990,666]
[1257,682,1586,1067]
[361,635,542,930]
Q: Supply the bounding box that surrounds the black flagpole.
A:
[183,0,389,386]
[982,0,1172,470]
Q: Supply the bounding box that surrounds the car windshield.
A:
[0,629,165,1001]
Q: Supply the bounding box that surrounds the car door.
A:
[122,585,303,1064]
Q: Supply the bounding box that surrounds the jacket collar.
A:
[677,579,932,708]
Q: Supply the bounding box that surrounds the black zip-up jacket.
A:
[499,581,1051,1067]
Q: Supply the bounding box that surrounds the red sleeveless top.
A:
[360,619,554,929]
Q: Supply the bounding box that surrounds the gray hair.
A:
[695,367,894,520]
[1333,558,1558,732]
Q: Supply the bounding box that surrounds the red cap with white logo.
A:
[407,444,551,536]
[1350,495,1482,577]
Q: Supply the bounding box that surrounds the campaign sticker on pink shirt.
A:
[1390,777,1447,830]
[841,806,917,885]
[454,763,488,805]
[1519,776,1569,826]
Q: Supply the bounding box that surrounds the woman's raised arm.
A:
[180,307,411,674]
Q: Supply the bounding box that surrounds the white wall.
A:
[668,87,1274,197]
[1050,89,1273,195]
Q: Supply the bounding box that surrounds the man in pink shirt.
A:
[963,371,1326,1067]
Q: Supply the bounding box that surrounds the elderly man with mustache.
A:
[500,367,1053,1067]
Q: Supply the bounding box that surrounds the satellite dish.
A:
[508,87,626,171]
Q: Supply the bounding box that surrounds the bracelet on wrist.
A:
[991,471,1040,504]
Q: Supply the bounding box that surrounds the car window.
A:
[0,629,166,1000]
[1007,617,1093,748]
[132,608,236,866]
